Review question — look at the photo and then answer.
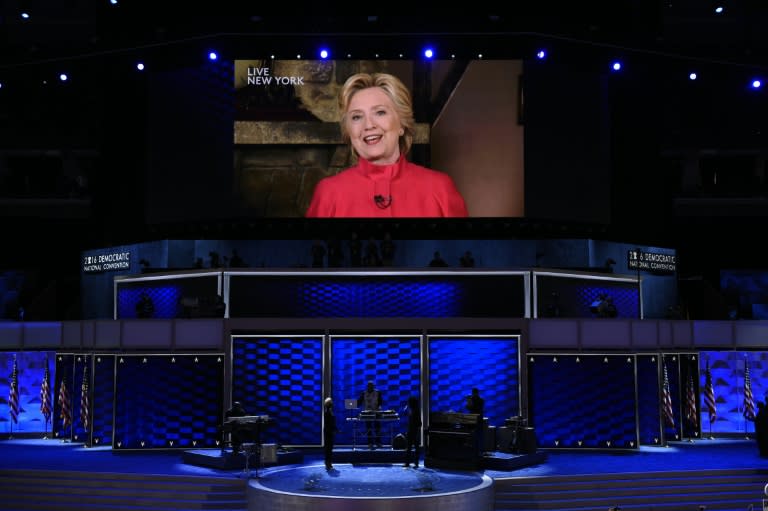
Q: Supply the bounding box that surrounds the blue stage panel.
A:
[115,274,220,319]
[637,354,662,445]
[92,355,115,447]
[231,336,323,446]
[535,274,639,319]
[428,336,520,429]
[113,354,224,449]
[227,273,527,318]
[528,354,638,449]
[330,335,421,446]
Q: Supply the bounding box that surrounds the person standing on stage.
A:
[403,395,421,468]
[466,387,485,417]
[323,397,338,470]
[358,380,383,449]
[224,401,249,454]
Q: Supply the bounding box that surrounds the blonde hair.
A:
[339,72,415,157]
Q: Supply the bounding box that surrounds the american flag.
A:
[58,377,72,430]
[40,358,51,423]
[9,355,19,424]
[685,374,698,430]
[703,360,717,423]
[80,364,90,431]
[744,362,756,421]
[662,363,675,429]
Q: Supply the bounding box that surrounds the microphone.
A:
[374,195,392,209]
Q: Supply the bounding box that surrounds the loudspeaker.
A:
[517,427,537,454]
[393,433,407,450]
[496,426,516,453]
[484,425,496,452]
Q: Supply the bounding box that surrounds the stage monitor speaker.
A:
[484,425,496,452]
[517,427,537,454]
[496,426,516,453]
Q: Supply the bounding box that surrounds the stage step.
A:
[0,469,248,511]
[493,468,768,511]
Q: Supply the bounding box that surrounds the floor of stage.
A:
[1,437,768,479]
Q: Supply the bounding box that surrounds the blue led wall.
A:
[228,274,527,318]
[0,351,55,435]
[428,336,520,428]
[331,335,421,446]
[113,354,224,449]
[528,354,638,449]
[231,336,323,446]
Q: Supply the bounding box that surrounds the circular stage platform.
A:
[248,463,494,511]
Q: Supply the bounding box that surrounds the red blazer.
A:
[306,155,468,218]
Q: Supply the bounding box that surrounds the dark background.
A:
[1,8,767,318]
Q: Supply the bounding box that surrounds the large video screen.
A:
[233,59,524,218]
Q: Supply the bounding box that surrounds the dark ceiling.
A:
[2,7,768,70]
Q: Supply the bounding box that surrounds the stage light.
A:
[423,48,434,59]
[611,61,622,71]
[715,6,724,14]
[319,49,329,59]
[136,62,145,71]
[751,79,762,89]
[296,54,301,59]
[536,50,546,59]
[208,51,218,61]
[109,0,118,4]
[59,73,68,82]
[20,12,30,20]
[689,72,697,80]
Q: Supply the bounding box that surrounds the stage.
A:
[1,438,768,510]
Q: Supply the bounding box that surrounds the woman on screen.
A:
[306,72,468,218]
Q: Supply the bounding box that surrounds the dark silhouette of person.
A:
[358,380,383,448]
[459,250,475,268]
[429,251,448,267]
[403,395,421,468]
[229,249,246,268]
[224,401,249,454]
[311,240,326,268]
[135,293,155,319]
[327,238,344,268]
[348,232,362,267]
[380,232,396,266]
[323,397,338,470]
[363,237,381,267]
[466,388,484,417]
[209,251,221,268]
[755,399,768,457]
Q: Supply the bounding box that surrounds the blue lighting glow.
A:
[536,50,546,60]
[751,79,762,89]
[611,61,622,72]
[208,51,218,61]
[59,73,68,82]
[319,49,329,59]
[424,48,434,59]
[136,63,145,71]
[689,72,697,80]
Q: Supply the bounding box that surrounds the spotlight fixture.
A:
[536,50,546,60]
[136,62,145,71]
[319,49,329,59]
[611,61,622,71]
[208,51,218,61]
[689,72,697,80]
[751,79,762,89]
[423,48,434,59]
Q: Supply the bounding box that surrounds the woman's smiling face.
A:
[344,87,403,164]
